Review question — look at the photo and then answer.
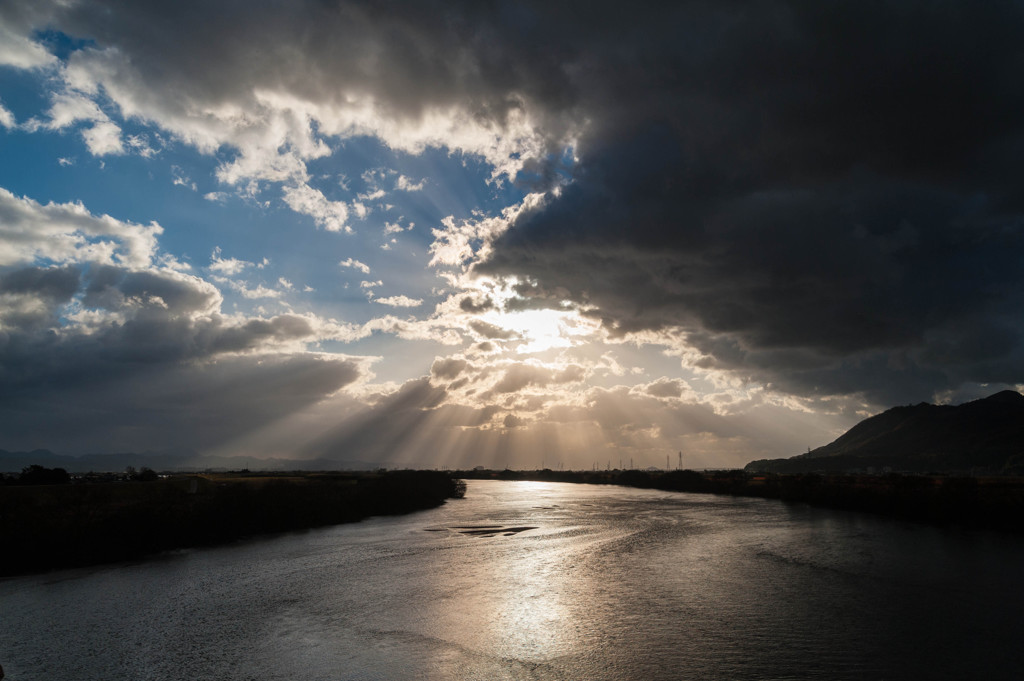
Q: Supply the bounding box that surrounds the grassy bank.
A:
[454,468,1024,533]
[0,470,465,577]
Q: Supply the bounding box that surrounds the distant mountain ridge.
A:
[0,449,385,473]
[745,390,1024,475]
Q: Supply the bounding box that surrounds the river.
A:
[2,480,1022,680]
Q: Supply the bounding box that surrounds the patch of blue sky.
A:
[0,64,53,122]
[31,29,96,62]
[414,147,529,218]
[0,125,85,201]
[0,116,232,265]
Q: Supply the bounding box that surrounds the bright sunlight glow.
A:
[480,308,600,354]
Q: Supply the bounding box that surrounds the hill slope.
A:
[745,390,1024,474]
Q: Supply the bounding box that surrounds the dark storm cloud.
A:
[0,353,362,454]
[21,0,583,150]
[468,319,518,340]
[645,379,685,399]
[0,261,362,452]
[431,357,468,380]
[475,1,1024,404]
[0,305,324,393]
[503,413,524,428]
[459,296,493,313]
[0,265,80,301]
[0,265,81,329]
[211,316,316,354]
[83,266,219,314]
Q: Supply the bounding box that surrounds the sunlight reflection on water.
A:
[2,480,1024,680]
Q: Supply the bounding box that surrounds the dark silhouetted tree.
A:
[19,465,71,485]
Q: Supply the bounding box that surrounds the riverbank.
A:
[453,468,1024,533]
[0,470,465,577]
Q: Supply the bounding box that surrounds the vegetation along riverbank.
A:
[0,470,465,577]
[454,468,1024,533]
[6,464,1021,579]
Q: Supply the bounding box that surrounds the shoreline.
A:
[453,468,1024,533]
[0,470,465,578]
[7,467,1020,578]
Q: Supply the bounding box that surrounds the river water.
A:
[2,480,1023,680]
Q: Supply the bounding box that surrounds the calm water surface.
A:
[2,480,1023,680]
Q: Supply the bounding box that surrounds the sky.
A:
[1,1,1023,470]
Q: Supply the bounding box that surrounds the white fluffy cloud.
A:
[209,247,255,276]
[374,295,423,308]
[0,14,56,69]
[339,257,370,274]
[0,100,15,128]
[80,120,124,155]
[0,187,160,268]
[282,184,352,233]
[395,175,425,191]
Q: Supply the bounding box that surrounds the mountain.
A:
[745,390,1024,475]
